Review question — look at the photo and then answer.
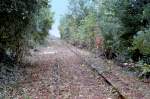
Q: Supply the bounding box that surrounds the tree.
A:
[95,0,150,61]
[60,0,150,63]
[59,0,99,49]
[0,0,53,63]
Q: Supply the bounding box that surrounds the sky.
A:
[49,0,68,38]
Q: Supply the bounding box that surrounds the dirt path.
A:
[3,39,121,99]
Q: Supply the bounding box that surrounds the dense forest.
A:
[59,0,150,78]
[0,0,53,64]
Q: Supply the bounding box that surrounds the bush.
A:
[133,29,150,55]
[139,64,150,79]
[0,0,53,63]
[134,61,150,79]
[59,0,98,50]
[132,28,150,63]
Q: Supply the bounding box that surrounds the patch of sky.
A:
[49,0,68,38]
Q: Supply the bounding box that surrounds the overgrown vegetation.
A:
[59,0,99,49]
[59,0,150,78]
[0,0,53,63]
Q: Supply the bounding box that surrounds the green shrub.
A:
[139,64,150,78]
[143,3,150,25]
[133,28,150,55]
[59,0,98,50]
[134,61,150,79]
[131,28,150,63]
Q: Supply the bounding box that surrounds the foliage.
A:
[139,64,150,78]
[31,7,54,44]
[96,0,150,61]
[132,61,150,79]
[133,28,150,55]
[96,0,125,59]
[78,12,98,48]
[60,0,150,78]
[59,0,99,49]
[59,15,78,42]
[0,0,53,63]
[97,0,150,77]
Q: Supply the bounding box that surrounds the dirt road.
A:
[3,39,121,99]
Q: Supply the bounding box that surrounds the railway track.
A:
[64,42,125,99]
[64,41,150,99]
